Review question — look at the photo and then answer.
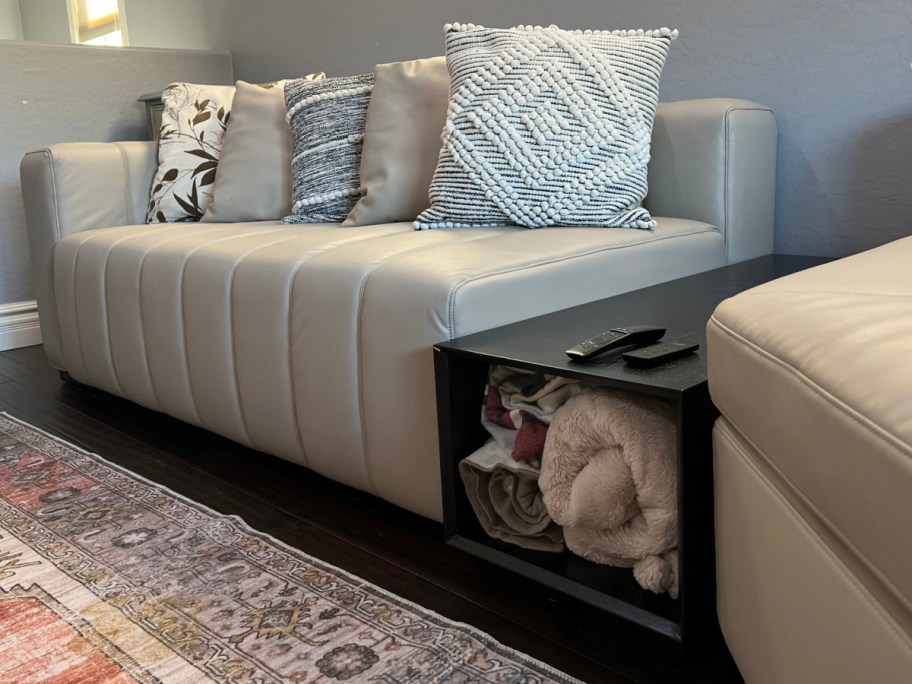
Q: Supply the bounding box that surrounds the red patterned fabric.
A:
[485,386,549,461]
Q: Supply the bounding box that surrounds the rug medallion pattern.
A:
[0,414,578,683]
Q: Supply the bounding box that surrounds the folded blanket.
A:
[459,439,565,552]
[482,366,587,462]
[539,388,679,597]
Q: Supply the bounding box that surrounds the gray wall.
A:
[0,42,232,303]
[226,0,912,257]
[0,0,22,40]
[19,0,71,44]
[123,0,229,51]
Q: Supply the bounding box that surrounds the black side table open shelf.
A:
[434,255,828,649]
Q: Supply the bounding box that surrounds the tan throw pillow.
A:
[202,74,324,223]
[146,82,235,222]
[342,57,450,226]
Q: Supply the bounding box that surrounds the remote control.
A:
[622,341,699,368]
[565,325,666,361]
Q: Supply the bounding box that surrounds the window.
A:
[71,0,126,46]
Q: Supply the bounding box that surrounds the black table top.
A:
[436,254,829,398]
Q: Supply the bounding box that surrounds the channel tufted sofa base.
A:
[21,98,777,521]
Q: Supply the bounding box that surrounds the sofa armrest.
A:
[20,141,157,369]
[647,99,776,264]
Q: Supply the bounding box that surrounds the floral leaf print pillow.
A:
[146,82,236,222]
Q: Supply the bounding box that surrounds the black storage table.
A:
[433,255,828,648]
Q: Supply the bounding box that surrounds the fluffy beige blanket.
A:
[539,388,679,597]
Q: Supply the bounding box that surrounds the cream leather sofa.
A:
[708,240,912,682]
[22,98,776,522]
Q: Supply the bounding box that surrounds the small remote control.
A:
[622,341,699,368]
[565,325,666,361]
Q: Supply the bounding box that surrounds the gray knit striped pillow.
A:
[415,23,677,231]
[283,74,374,224]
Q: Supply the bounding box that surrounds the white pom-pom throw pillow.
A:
[415,24,677,231]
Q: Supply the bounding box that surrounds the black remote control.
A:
[622,341,699,368]
[565,325,666,361]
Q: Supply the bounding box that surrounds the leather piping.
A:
[716,419,912,647]
[114,142,134,225]
[709,315,912,615]
[227,232,320,448]
[356,230,508,495]
[446,226,719,338]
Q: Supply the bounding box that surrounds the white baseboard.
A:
[0,301,42,351]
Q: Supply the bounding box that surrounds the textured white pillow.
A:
[415,24,678,230]
[146,82,235,222]
[202,74,324,223]
[343,57,450,226]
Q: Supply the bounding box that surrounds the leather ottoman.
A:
[708,238,912,683]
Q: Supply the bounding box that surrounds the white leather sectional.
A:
[22,98,776,521]
[708,240,912,682]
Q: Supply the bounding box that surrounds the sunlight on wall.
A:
[82,27,121,45]
[72,0,124,44]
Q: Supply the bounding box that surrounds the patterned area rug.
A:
[0,414,579,683]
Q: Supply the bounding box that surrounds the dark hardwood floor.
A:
[0,345,743,684]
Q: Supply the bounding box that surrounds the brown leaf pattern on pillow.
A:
[146,83,235,223]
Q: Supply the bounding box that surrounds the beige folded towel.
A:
[539,388,679,597]
[459,440,564,553]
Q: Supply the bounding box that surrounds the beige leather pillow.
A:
[343,57,449,226]
[202,75,323,223]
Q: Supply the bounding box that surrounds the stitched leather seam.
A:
[210,230,346,466]
[286,266,310,467]
[732,289,912,300]
[281,228,413,475]
[63,228,144,385]
[61,229,126,386]
[70,241,90,380]
[723,107,730,257]
[356,266,379,493]
[710,317,912,612]
[179,247,211,427]
[176,227,290,428]
[357,231,503,494]
[717,414,912,619]
[709,315,912,460]
[717,422,912,650]
[29,150,62,242]
[101,239,129,397]
[446,227,719,337]
[36,149,65,367]
[225,232,312,448]
[720,106,773,263]
[227,264,253,446]
[114,142,134,225]
[138,242,164,411]
[131,225,226,412]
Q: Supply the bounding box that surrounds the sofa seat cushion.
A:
[708,236,912,618]
[53,217,723,519]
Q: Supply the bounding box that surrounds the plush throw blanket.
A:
[482,366,586,462]
[458,365,587,552]
[539,388,679,597]
[459,440,564,552]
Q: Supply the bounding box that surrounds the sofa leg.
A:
[59,370,82,387]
